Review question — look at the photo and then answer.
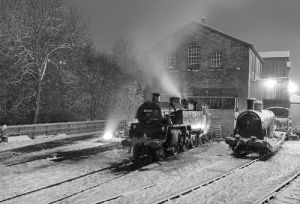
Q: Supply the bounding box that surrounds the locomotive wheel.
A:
[132,144,142,164]
[180,139,190,152]
[171,144,179,155]
[190,135,197,148]
[194,134,200,147]
[153,148,165,161]
[233,150,247,158]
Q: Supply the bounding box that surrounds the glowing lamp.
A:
[103,131,113,140]
[191,123,204,130]
[288,81,298,93]
[264,79,276,88]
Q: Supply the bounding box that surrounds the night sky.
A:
[72,0,300,123]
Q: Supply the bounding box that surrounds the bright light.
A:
[191,123,204,130]
[289,81,298,93]
[103,131,113,140]
[264,79,277,88]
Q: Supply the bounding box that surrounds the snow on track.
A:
[169,141,300,204]
[60,142,254,204]
[271,175,300,204]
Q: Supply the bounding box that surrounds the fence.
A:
[0,119,136,142]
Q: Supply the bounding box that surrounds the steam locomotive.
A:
[121,93,210,163]
[225,99,286,156]
[266,107,292,139]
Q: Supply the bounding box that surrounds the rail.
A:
[0,119,136,142]
[154,156,264,204]
[253,170,300,204]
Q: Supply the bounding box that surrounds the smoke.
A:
[101,108,127,141]
[144,53,182,98]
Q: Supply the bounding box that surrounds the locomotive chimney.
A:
[247,98,256,110]
[152,93,161,102]
[170,97,181,104]
[254,100,263,112]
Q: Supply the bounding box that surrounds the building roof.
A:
[145,21,263,62]
[259,51,290,58]
[198,22,263,62]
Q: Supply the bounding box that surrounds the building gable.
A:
[146,21,263,63]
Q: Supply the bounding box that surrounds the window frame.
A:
[210,51,223,68]
[188,44,200,69]
[167,55,176,69]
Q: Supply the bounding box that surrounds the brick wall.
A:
[146,23,253,111]
[144,23,264,137]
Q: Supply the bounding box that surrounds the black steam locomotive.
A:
[121,93,210,163]
[225,99,286,156]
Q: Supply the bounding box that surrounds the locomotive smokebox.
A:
[247,98,256,110]
[254,100,263,112]
[170,97,181,104]
[152,93,161,102]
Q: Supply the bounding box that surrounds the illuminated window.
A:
[188,45,200,69]
[167,55,176,69]
[211,51,222,68]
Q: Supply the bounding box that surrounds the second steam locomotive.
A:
[121,93,210,163]
[225,99,286,156]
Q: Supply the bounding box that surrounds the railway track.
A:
[94,184,156,204]
[153,156,266,204]
[254,170,300,204]
[0,159,132,203]
[49,162,160,204]
[2,142,120,167]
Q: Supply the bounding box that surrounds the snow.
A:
[1,140,300,204]
[54,142,253,204]
[0,131,103,152]
[271,175,300,204]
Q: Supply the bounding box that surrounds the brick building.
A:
[144,21,263,137]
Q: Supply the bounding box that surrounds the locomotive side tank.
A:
[225,99,284,156]
[121,93,210,163]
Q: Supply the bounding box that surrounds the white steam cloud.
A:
[145,53,182,98]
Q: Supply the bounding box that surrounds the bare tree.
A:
[112,37,145,118]
[77,45,123,120]
[0,0,87,123]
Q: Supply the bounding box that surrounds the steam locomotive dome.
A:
[236,110,275,139]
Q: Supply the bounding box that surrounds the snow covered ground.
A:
[47,142,252,204]
[1,140,300,204]
[171,141,300,204]
[270,175,300,204]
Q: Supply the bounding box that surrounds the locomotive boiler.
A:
[225,99,285,156]
[121,93,210,163]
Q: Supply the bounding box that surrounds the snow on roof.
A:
[259,51,290,58]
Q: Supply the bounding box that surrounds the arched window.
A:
[211,51,223,68]
[188,44,200,69]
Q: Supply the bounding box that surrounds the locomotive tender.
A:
[225,99,286,156]
[121,93,210,163]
